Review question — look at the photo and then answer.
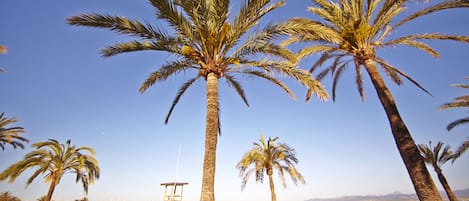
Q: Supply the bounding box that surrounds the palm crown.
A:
[68,0,327,124]
[283,0,469,100]
[0,139,99,201]
[0,113,28,151]
[237,135,305,192]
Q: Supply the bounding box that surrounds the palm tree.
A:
[0,139,100,201]
[237,134,305,201]
[418,141,458,201]
[440,77,469,131]
[281,1,469,200]
[0,113,28,151]
[67,1,327,200]
[0,191,21,201]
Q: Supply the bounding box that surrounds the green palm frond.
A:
[139,59,196,93]
[164,76,201,124]
[374,57,432,96]
[149,0,196,42]
[238,70,295,100]
[0,113,28,151]
[331,63,348,101]
[101,40,180,57]
[225,75,249,107]
[297,45,336,60]
[281,17,342,44]
[67,14,168,40]
[394,0,469,29]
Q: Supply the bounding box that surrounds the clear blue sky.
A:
[1,1,468,201]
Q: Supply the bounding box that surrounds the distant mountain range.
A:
[305,188,469,201]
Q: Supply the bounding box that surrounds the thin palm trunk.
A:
[363,60,442,201]
[200,72,219,201]
[45,177,57,201]
[267,170,277,201]
[435,167,458,201]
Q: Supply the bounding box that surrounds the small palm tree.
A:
[0,139,100,201]
[0,113,28,151]
[0,191,21,201]
[440,77,469,131]
[67,1,327,200]
[237,134,305,201]
[282,1,469,200]
[418,141,458,201]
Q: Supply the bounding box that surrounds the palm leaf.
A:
[225,75,250,107]
[394,0,469,29]
[165,76,201,124]
[67,14,167,40]
[139,59,196,93]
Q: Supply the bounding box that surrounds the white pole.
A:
[171,144,182,201]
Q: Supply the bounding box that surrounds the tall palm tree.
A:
[237,134,305,201]
[0,139,100,201]
[0,112,28,151]
[418,141,458,201]
[67,1,327,200]
[440,77,469,131]
[281,0,469,200]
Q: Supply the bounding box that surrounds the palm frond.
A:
[331,63,348,101]
[375,57,432,96]
[354,61,366,102]
[452,140,469,162]
[394,0,469,29]
[67,14,167,40]
[139,59,196,93]
[281,18,342,44]
[149,0,196,42]
[237,70,295,100]
[224,75,249,107]
[165,76,201,124]
[446,117,469,131]
[101,40,180,57]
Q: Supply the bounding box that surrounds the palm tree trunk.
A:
[200,72,219,201]
[363,60,442,201]
[268,171,277,201]
[45,179,57,201]
[435,168,458,201]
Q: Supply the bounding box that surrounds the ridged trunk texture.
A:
[200,72,219,201]
[268,169,277,201]
[363,60,442,201]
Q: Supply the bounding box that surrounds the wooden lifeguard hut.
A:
[160,182,188,201]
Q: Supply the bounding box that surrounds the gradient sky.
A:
[1,1,468,201]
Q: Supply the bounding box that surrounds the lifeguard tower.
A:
[160,182,188,201]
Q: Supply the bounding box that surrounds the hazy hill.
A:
[305,188,469,201]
